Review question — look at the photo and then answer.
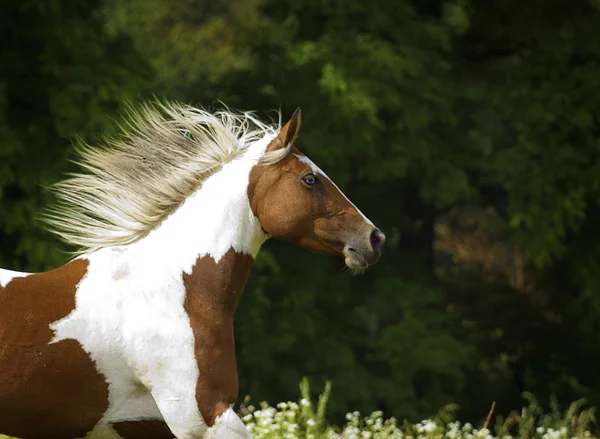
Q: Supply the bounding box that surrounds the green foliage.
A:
[241,380,597,439]
[490,25,600,268]
[102,0,264,103]
[0,0,151,271]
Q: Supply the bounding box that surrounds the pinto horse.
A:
[0,103,384,439]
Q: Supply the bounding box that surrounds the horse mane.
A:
[44,100,287,254]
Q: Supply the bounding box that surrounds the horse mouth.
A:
[343,247,370,272]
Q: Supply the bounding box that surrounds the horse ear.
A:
[266,107,302,153]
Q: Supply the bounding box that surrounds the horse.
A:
[0,102,384,439]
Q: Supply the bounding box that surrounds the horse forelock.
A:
[44,101,290,254]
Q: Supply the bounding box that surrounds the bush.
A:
[240,378,598,439]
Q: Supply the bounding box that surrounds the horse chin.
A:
[343,252,369,275]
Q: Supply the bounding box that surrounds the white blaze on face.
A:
[0,269,30,288]
[294,154,375,227]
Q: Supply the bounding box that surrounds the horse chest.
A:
[44,257,193,428]
[57,249,245,427]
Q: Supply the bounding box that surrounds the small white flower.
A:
[345,426,360,435]
[422,420,436,432]
[301,399,311,407]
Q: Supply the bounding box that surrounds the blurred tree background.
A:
[2,0,600,426]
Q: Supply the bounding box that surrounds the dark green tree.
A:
[0,0,151,271]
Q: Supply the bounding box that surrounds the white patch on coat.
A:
[0,269,30,288]
[205,408,251,439]
[49,134,274,438]
[295,154,375,226]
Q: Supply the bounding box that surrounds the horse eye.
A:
[303,174,317,186]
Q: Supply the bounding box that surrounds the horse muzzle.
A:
[342,228,385,270]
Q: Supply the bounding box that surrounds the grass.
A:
[239,378,598,439]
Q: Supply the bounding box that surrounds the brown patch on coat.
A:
[183,249,254,426]
[0,259,110,438]
[112,420,174,439]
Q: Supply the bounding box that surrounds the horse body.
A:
[0,104,383,438]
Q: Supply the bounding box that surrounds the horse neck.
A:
[124,146,269,297]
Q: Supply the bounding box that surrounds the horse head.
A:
[249,109,385,271]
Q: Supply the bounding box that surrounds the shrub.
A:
[240,378,598,439]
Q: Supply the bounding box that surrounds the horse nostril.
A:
[370,229,385,250]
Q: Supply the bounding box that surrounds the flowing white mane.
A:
[44,101,287,254]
